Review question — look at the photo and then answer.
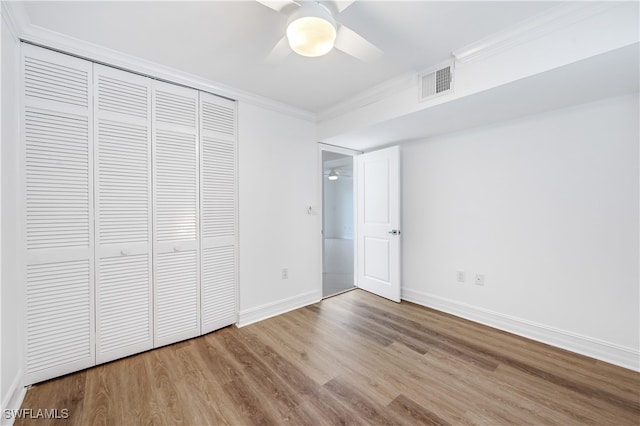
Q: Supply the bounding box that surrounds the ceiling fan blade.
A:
[334,0,356,13]
[265,35,292,64]
[334,25,383,62]
[256,0,299,13]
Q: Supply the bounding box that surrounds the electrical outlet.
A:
[475,274,485,286]
[456,271,465,283]
[281,268,288,279]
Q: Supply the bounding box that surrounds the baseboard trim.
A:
[237,290,321,327]
[402,288,640,372]
[1,370,27,426]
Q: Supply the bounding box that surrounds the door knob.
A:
[388,229,400,235]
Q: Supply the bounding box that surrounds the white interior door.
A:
[152,81,201,347]
[22,44,96,384]
[199,92,237,334]
[356,146,401,302]
[94,64,153,363]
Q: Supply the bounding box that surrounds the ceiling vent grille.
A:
[419,61,454,102]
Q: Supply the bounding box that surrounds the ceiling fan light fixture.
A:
[286,4,336,57]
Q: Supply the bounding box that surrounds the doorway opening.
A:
[322,150,356,298]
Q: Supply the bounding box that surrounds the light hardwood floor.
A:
[16,290,640,425]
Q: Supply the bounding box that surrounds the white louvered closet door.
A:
[22,44,95,384]
[152,81,201,347]
[199,92,237,334]
[94,65,153,363]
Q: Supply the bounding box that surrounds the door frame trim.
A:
[317,143,361,299]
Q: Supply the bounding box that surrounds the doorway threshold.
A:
[322,286,357,300]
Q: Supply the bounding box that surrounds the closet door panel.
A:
[155,250,198,340]
[201,245,235,332]
[22,44,95,384]
[199,93,237,333]
[153,81,200,347]
[94,64,153,363]
[155,129,198,242]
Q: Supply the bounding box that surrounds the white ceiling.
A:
[323,43,640,150]
[21,0,561,113]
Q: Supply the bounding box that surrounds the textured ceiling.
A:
[22,1,561,112]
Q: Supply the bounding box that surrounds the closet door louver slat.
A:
[153,81,201,347]
[94,64,153,363]
[22,44,95,384]
[199,92,237,334]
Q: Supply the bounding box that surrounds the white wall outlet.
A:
[282,268,289,279]
[475,273,485,286]
[456,271,465,283]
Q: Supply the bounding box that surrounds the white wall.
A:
[402,94,639,370]
[237,102,320,325]
[1,7,25,419]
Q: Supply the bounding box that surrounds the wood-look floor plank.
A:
[247,316,339,385]
[173,340,232,425]
[293,387,367,426]
[330,295,499,370]
[15,289,640,426]
[323,377,396,425]
[220,329,302,418]
[387,394,451,426]
[384,341,536,425]
[196,329,245,385]
[256,310,354,384]
[18,370,86,426]
[79,363,114,426]
[309,298,432,355]
[145,346,190,425]
[237,328,322,398]
[344,293,640,416]
[288,307,403,406]
[222,373,281,425]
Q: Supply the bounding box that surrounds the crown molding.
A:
[7,1,623,125]
[316,2,623,123]
[16,23,316,122]
[316,71,416,122]
[453,2,621,64]
[1,0,30,38]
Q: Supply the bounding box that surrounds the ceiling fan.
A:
[256,0,383,62]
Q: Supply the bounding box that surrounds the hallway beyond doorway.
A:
[323,238,355,297]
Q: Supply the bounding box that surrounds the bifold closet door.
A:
[199,92,237,333]
[94,64,153,363]
[22,44,95,384]
[152,81,201,347]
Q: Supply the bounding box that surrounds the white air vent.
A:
[419,61,454,102]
